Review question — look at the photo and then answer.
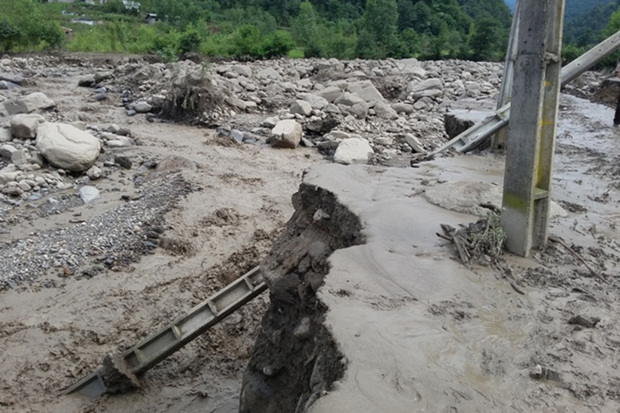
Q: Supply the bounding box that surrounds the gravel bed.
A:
[0,171,192,290]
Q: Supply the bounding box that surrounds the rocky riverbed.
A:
[0,53,617,412]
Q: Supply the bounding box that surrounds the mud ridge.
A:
[240,183,365,412]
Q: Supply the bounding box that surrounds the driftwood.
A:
[438,224,472,264]
[437,214,506,266]
[548,235,607,283]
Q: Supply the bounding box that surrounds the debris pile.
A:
[438,213,507,266]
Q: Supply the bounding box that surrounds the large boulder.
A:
[347,81,384,105]
[333,138,374,164]
[297,93,329,110]
[444,110,493,139]
[290,100,313,117]
[271,120,302,149]
[35,123,101,172]
[316,86,342,103]
[10,114,45,139]
[334,92,365,107]
[4,92,55,115]
[408,79,443,100]
[373,101,399,120]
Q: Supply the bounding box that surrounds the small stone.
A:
[375,137,393,146]
[2,186,23,196]
[78,75,96,87]
[94,71,112,83]
[17,180,31,191]
[290,100,313,117]
[270,120,302,149]
[0,128,13,142]
[11,149,30,167]
[86,165,102,180]
[0,144,17,159]
[404,133,425,153]
[261,116,279,128]
[114,155,132,169]
[133,102,152,113]
[10,113,44,139]
[71,121,87,131]
[79,186,100,203]
[293,317,312,340]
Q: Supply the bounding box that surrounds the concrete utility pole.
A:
[501,0,565,257]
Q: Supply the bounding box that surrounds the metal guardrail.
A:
[431,30,620,156]
[63,266,266,398]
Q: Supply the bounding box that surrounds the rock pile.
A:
[0,54,611,195]
[75,57,512,163]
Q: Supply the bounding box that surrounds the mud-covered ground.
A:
[0,57,324,413]
[1,53,619,413]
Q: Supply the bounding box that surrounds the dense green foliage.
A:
[0,0,513,61]
[562,0,620,67]
[564,0,619,47]
[0,0,617,65]
[0,0,64,52]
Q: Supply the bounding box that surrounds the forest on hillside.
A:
[0,0,618,64]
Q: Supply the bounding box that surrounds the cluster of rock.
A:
[0,54,611,198]
[74,57,509,165]
[0,79,142,203]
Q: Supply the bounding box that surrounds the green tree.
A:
[0,19,21,52]
[469,15,503,61]
[356,0,399,58]
[604,5,620,37]
[291,1,319,48]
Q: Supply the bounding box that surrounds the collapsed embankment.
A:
[239,182,364,412]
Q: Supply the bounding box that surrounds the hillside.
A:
[0,0,512,61]
[564,0,620,46]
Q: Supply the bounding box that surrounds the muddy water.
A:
[302,93,620,411]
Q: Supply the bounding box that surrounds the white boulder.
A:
[290,100,313,117]
[333,138,374,165]
[10,114,45,139]
[36,123,102,172]
[297,93,329,109]
[271,120,302,149]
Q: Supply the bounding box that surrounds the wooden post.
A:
[501,0,565,257]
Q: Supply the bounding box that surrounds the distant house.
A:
[122,0,140,11]
[46,0,106,3]
[145,13,157,24]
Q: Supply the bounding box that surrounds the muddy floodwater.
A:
[302,94,620,412]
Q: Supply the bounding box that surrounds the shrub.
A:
[180,29,201,54]
[261,30,294,58]
[0,19,20,52]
